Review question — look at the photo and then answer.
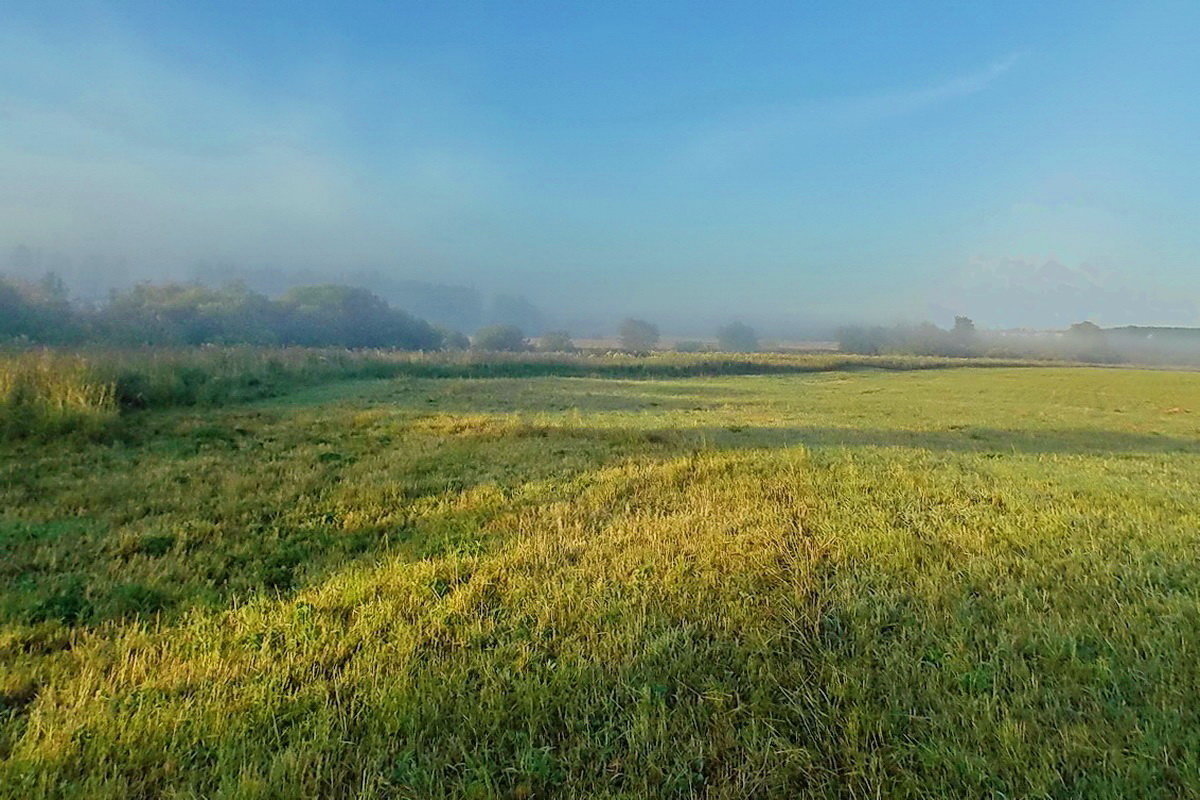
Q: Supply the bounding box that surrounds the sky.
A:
[2,0,1199,331]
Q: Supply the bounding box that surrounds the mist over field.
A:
[5,244,1198,340]
[4,2,1199,337]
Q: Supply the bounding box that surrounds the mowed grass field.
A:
[2,364,1199,798]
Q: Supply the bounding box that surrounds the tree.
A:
[618,318,659,352]
[0,278,35,340]
[101,282,280,345]
[278,284,442,349]
[837,326,889,355]
[36,272,70,306]
[438,328,471,350]
[0,273,68,343]
[948,315,978,356]
[1,274,455,350]
[0,274,82,343]
[537,331,576,352]
[1065,320,1117,363]
[472,324,527,352]
[716,321,758,352]
[1067,320,1103,338]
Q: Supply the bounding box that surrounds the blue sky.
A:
[2,1,1198,329]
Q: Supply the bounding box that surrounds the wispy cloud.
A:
[860,52,1023,117]
[0,24,509,276]
[684,53,1023,167]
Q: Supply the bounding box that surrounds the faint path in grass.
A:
[2,365,1197,629]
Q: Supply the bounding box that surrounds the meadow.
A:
[0,348,1040,441]
[1,353,1199,798]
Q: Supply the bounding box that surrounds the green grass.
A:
[0,347,433,438]
[0,352,118,439]
[0,347,1054,439]
[2,364,1199,797]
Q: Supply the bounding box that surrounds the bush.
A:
[0,274,83,344]
[472,325,527,352]
[1065,321,1119,362]
[716,322,758,352]
[99,283,278,346]
[438,328,471,350]
[277,285,443,350]
[0,352,118,438]
[537,331,576,353]
[618,318,659,352]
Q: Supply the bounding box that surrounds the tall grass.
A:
[94,346,405,409]
[0,346,1055,439]
[0,347,407,437]
[0,352,117,438]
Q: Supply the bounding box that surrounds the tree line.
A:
[19,268,1179,364]
[1,275,444,349]
[833,317,1181,363]
[471,318,762,354]
[2,270,778,356]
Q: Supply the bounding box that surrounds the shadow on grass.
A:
[637,424,1200,456]
[288,375,764,415]
[403,416,1200,457]
[2,410,1195,633]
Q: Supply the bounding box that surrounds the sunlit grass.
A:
[2,365,1198,797]
[0,346,1056,439]
[0,352,117,438]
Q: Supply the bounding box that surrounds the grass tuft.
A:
[0,352,117,438]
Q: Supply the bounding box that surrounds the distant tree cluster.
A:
[180,265,550,338]
[466,326,582,353]
[537,331,576,353]
[837,317,1127,363]
[471,324,528,352]
[618,318,659,352]
[0,273,82,344]
[836,317,983,358]
[0,274,445,350]
[716,321,759,352]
